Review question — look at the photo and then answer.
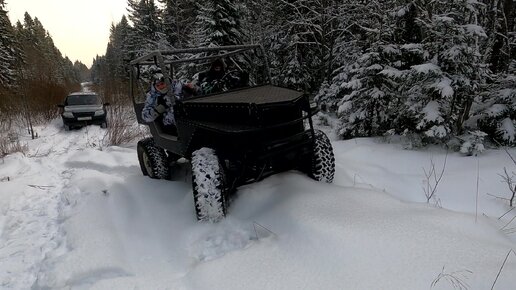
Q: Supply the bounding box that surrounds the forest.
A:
[0,1,88,131]
[1,0,515,151]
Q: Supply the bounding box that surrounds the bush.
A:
[0,131,28,157]
[103,104,146,146]
[458,131,488,156]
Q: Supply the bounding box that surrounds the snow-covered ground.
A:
[1,119,515,290]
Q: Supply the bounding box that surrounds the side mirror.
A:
[57,104,64,108]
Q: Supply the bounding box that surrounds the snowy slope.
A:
[0,120,515,290]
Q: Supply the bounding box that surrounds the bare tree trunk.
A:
[22,93,35,140]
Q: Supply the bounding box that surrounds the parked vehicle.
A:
[130,45,335,222]
[58,92,109,130]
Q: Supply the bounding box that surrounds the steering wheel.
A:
[221,70,244,89]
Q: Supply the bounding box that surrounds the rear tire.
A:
[64,124,70,131]
[309,130,335,183]
[137,137,169,179]
[100,121,107,128]
[191,147,228,222]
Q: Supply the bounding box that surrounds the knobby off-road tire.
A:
[137,137,170,179]
[191,147,228,222]
[310,130,335,183]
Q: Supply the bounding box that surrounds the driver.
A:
[197,58,226,94]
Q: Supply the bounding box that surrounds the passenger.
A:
[142,73,196,134]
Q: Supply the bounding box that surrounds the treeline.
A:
[94,0,515,147]
[0,1,87,128]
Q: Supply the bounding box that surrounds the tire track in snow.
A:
[0,125,95,289]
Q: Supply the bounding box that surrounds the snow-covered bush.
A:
[477,74,516,146]
[337,44,402,139]
[402,1,489,145]
[401,62,452,144]
[459,131,488,156]
[315,112,331,127]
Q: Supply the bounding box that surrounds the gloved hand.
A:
[155,104,166,114]
[185,83,194,90]
[183,83,196,94]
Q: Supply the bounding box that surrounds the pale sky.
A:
[6,0,128,67]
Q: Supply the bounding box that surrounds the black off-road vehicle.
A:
[130,45,335,222]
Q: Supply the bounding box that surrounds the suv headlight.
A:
[62,112,73,118]
[94,110,105,116]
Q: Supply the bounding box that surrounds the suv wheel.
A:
[191,147,228,222]
[64,124,70,131]
[100,121,107,129]
[309,130,335,183]
[137,137,170,179]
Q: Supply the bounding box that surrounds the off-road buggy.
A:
[129,45,335,222]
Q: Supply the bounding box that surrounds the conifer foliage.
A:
[0,0,16,89]
[317,0,515,147]
[0,8,84,126]
[89,0,515,147]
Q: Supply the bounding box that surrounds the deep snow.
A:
[0,119,515,290]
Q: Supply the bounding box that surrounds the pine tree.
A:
[318,1,402,138]
[127,0,167,55]
[195,0,245,47]
[13,13,82,122]
[401,0,490,142]
[262,0,324,91]
[316,1,374,108]
[107,16,131,80]
[73,61,90,82]
[476,73,516,145]
[481,0,515,73]
[0,0,17,88]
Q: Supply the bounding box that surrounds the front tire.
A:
[137,137,169,179]
[191,147,228,222]
[309,130,335,183]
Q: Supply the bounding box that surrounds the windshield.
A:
[65,94,101,106]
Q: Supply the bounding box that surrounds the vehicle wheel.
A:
[64,124,70,131]
[191,147,228,222]
[100,121,107,128]
[137,137,169,179]
[309,130,335,183]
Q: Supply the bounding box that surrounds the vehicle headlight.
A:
[62,112,73,118]
[94,110,105,116]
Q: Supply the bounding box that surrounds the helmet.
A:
[153,73,169,94]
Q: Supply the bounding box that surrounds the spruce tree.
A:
[476,73,516,145]
[127,0,166,55]
[195,0,244,47]
[0,0,16,88]
[401,0,490,142]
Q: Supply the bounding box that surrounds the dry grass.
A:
[103,104,146,146]
[431,266,472,290]
[0,132,28,158]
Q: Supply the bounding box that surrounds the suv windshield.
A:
[65,94,101,106]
